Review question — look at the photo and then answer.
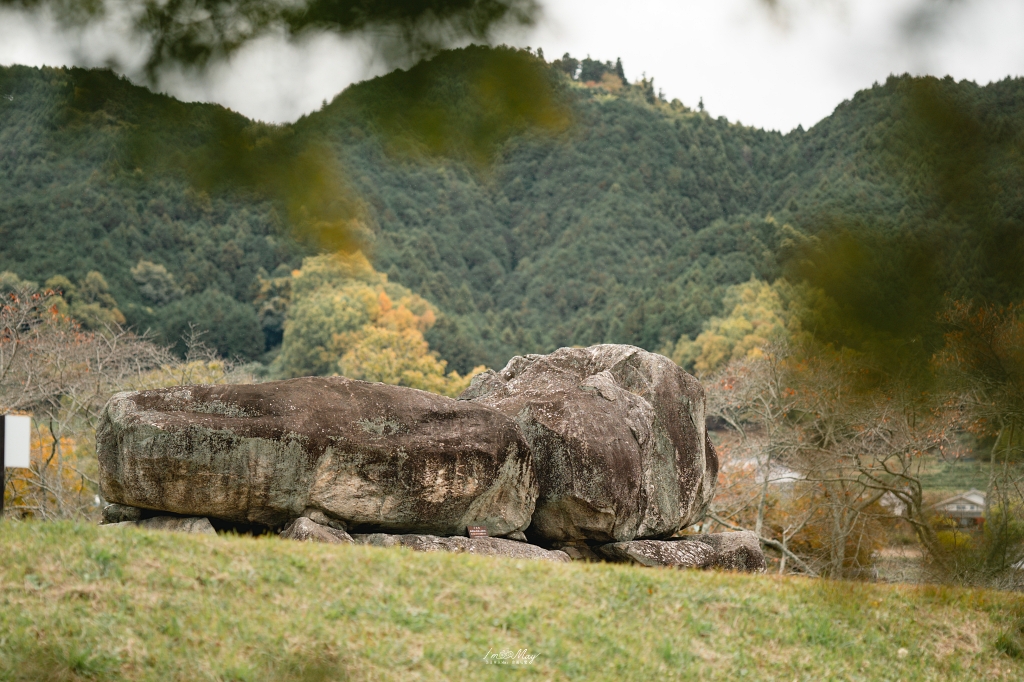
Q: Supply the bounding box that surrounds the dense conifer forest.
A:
[2,49,1022,374]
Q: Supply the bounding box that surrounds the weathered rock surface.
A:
[281,517,353,544]
[353,533,571,562]
[598,539,718,568]
[678,531,766,572]
[552,541,603,562]
[100,515,216,534]
[102,503,143,524]
[300,508,348,532]
[462,344,717,544]
[98,377,537,536]
[598,531,766,572]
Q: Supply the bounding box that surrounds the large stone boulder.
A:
[461,345,717,544]
[352,533,571,562]
[97,377,537,536]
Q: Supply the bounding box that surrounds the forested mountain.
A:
[315,52,799,372]
[0,65,306,359]
[2,50,1022,374]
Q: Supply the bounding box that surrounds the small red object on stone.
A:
[467,526,488,538]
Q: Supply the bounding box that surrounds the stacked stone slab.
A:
[598,532,767,572]
[96,345,760,570]
[352,533,570,562]
[102,515,217,534]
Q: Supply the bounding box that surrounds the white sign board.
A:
[3,415,31,468]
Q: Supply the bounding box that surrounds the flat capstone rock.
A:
[98,376,537,535]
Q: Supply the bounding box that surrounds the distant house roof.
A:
[932,490,986,518]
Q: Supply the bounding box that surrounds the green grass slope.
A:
[2,522,1023,680]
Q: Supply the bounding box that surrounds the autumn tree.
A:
[272,252,483,397]
[933,300,1024,580]
[671,277,792,376]
[703,345,819,575]
[704,336,955,578]
[0,279,168,519]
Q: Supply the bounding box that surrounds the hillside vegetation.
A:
[2,521,1024,681]
[2,50,1023,374]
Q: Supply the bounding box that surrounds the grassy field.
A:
[2,522,1024,681]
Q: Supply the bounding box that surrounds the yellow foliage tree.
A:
[45,272,127,329]
[1,282,169,520]
[273,252,483,397]
[671,277,792,376]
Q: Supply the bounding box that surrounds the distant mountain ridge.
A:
[2,51,1022,372]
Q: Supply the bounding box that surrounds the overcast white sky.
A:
[1,0,1023,132]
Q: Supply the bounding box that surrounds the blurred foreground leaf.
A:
[0,0,540,77]
[785,76,1024,380]
[320,45,571,165]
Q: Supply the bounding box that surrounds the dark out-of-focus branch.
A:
[784,72,1024,383]
[0,0,540,79]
